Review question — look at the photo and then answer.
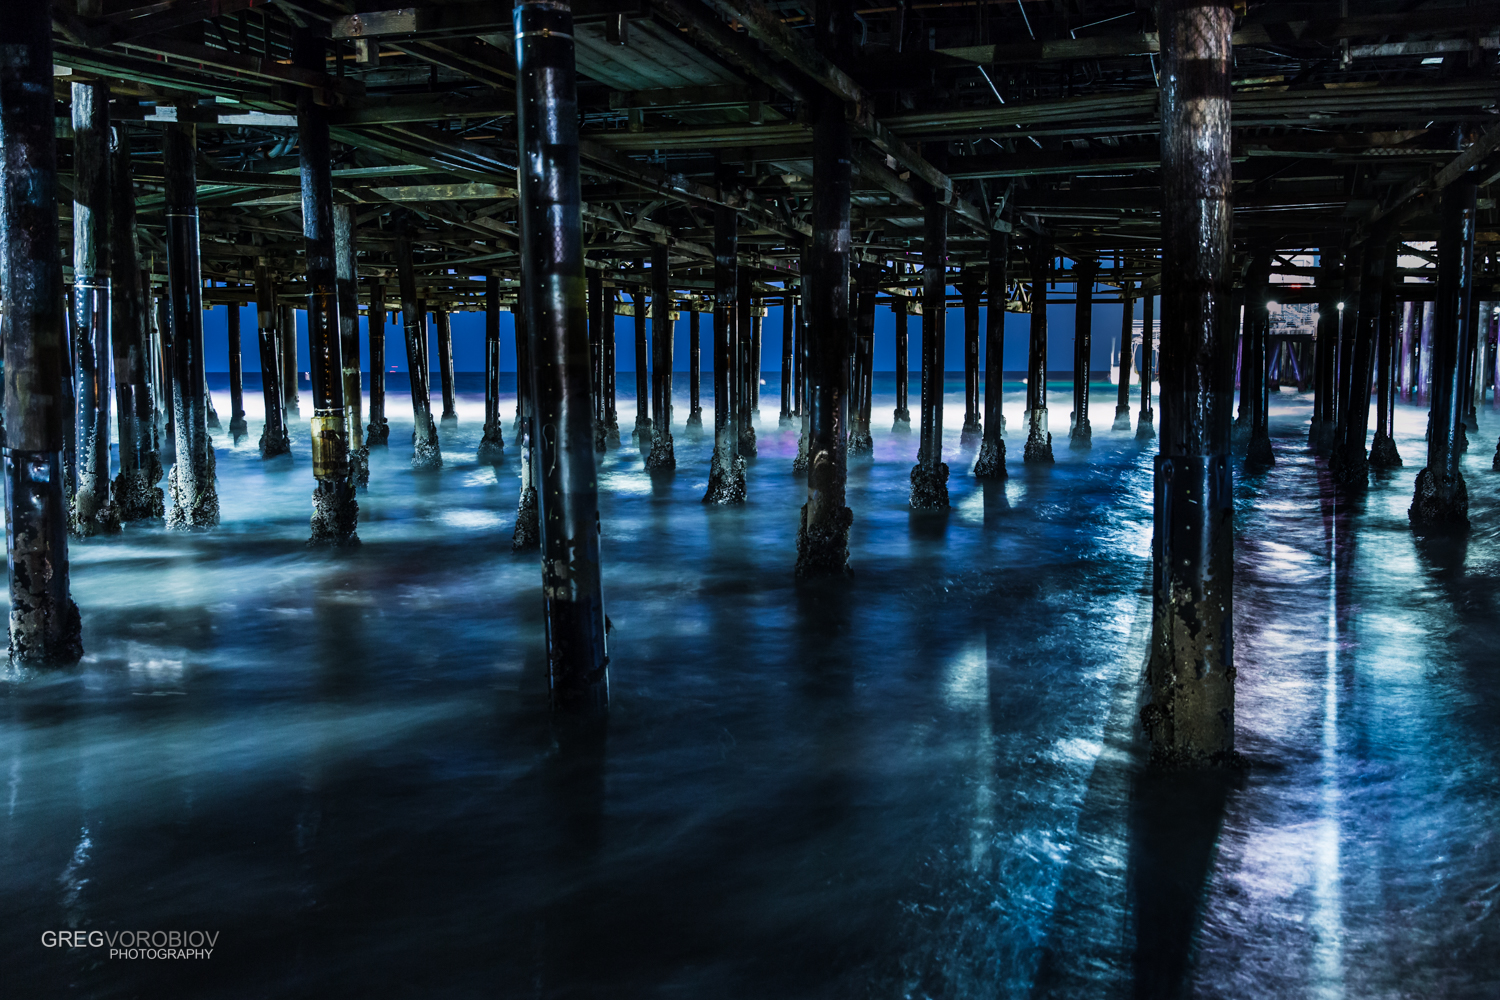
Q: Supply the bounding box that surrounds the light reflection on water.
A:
[1,376,1496,997]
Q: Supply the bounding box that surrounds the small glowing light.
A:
[1266,300,1278,310]
[1337,301,1346,311]
[1422,56,1445,65]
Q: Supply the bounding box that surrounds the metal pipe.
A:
[515,0,609,711]
[1113,280,1135,430]
[1333,232,1390,485]
[1412,169,1476,525]
[367,281,390,446]
[795,90,853,572]
[779,292,794,426]
[633,281,651,447]
[479,273,505,462]
[333,203,367,485]
[603,283,620,445]
[961,267,982,448]
[737,271,757,457]
[435,308,457,423]
[1069,257,1095,450]
[646,241,675,469]
[1143,0,1236,767]
[850,267,875,457]
[1371,250,1403,469]
[1137,288,1156,439]
[1309,246,1341,450]
[395,232,442,469]
[911,178,950,506]
[890,265,911,433]
[705,205,746,503]
[1245,245,1275,470]
[1023,241,1053,462]
[254,263,291,458]
[163,123,219,528]
[688,301,704,430]
[70,79,120,535]
[1,2,83,663]
[587,267,605,453]
[974,231,1008,477]
[295,37,357,544]
[109,125,164,518]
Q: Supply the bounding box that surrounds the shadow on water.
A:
[1127,768,1242,1000]
[981,477,1012,528]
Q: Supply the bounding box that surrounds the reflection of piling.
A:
[516,0,609,711]
[974,232,1008,478]
[1,3,83,664]
[70,80,121,537]
[1142,0,1237,768]
[163,123,220,529]
[1412,170,1477,527]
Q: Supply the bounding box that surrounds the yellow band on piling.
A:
[310,409,349,480]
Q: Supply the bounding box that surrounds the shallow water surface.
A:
[3,377,1497,998]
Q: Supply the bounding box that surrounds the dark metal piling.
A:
[910,177,950,507]
[704,205,746,503]
[70,79,121,535]
[974,232,1008,477]
[1142,0,1237,767]
[1412,169,1478,526]
[1069,257,1096,450]
[1024,242,1054,462]
[109,124,165,518]
[645,242,676,470]
[163,123,220,528]
[333,204,368,485]
[794,89,853,572]
[396,230,442,470]
[515,0,610,711]
[254,263,292,458]
[1114,281,1135,430]
[479,273,506,462]
[1,2,84,662]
